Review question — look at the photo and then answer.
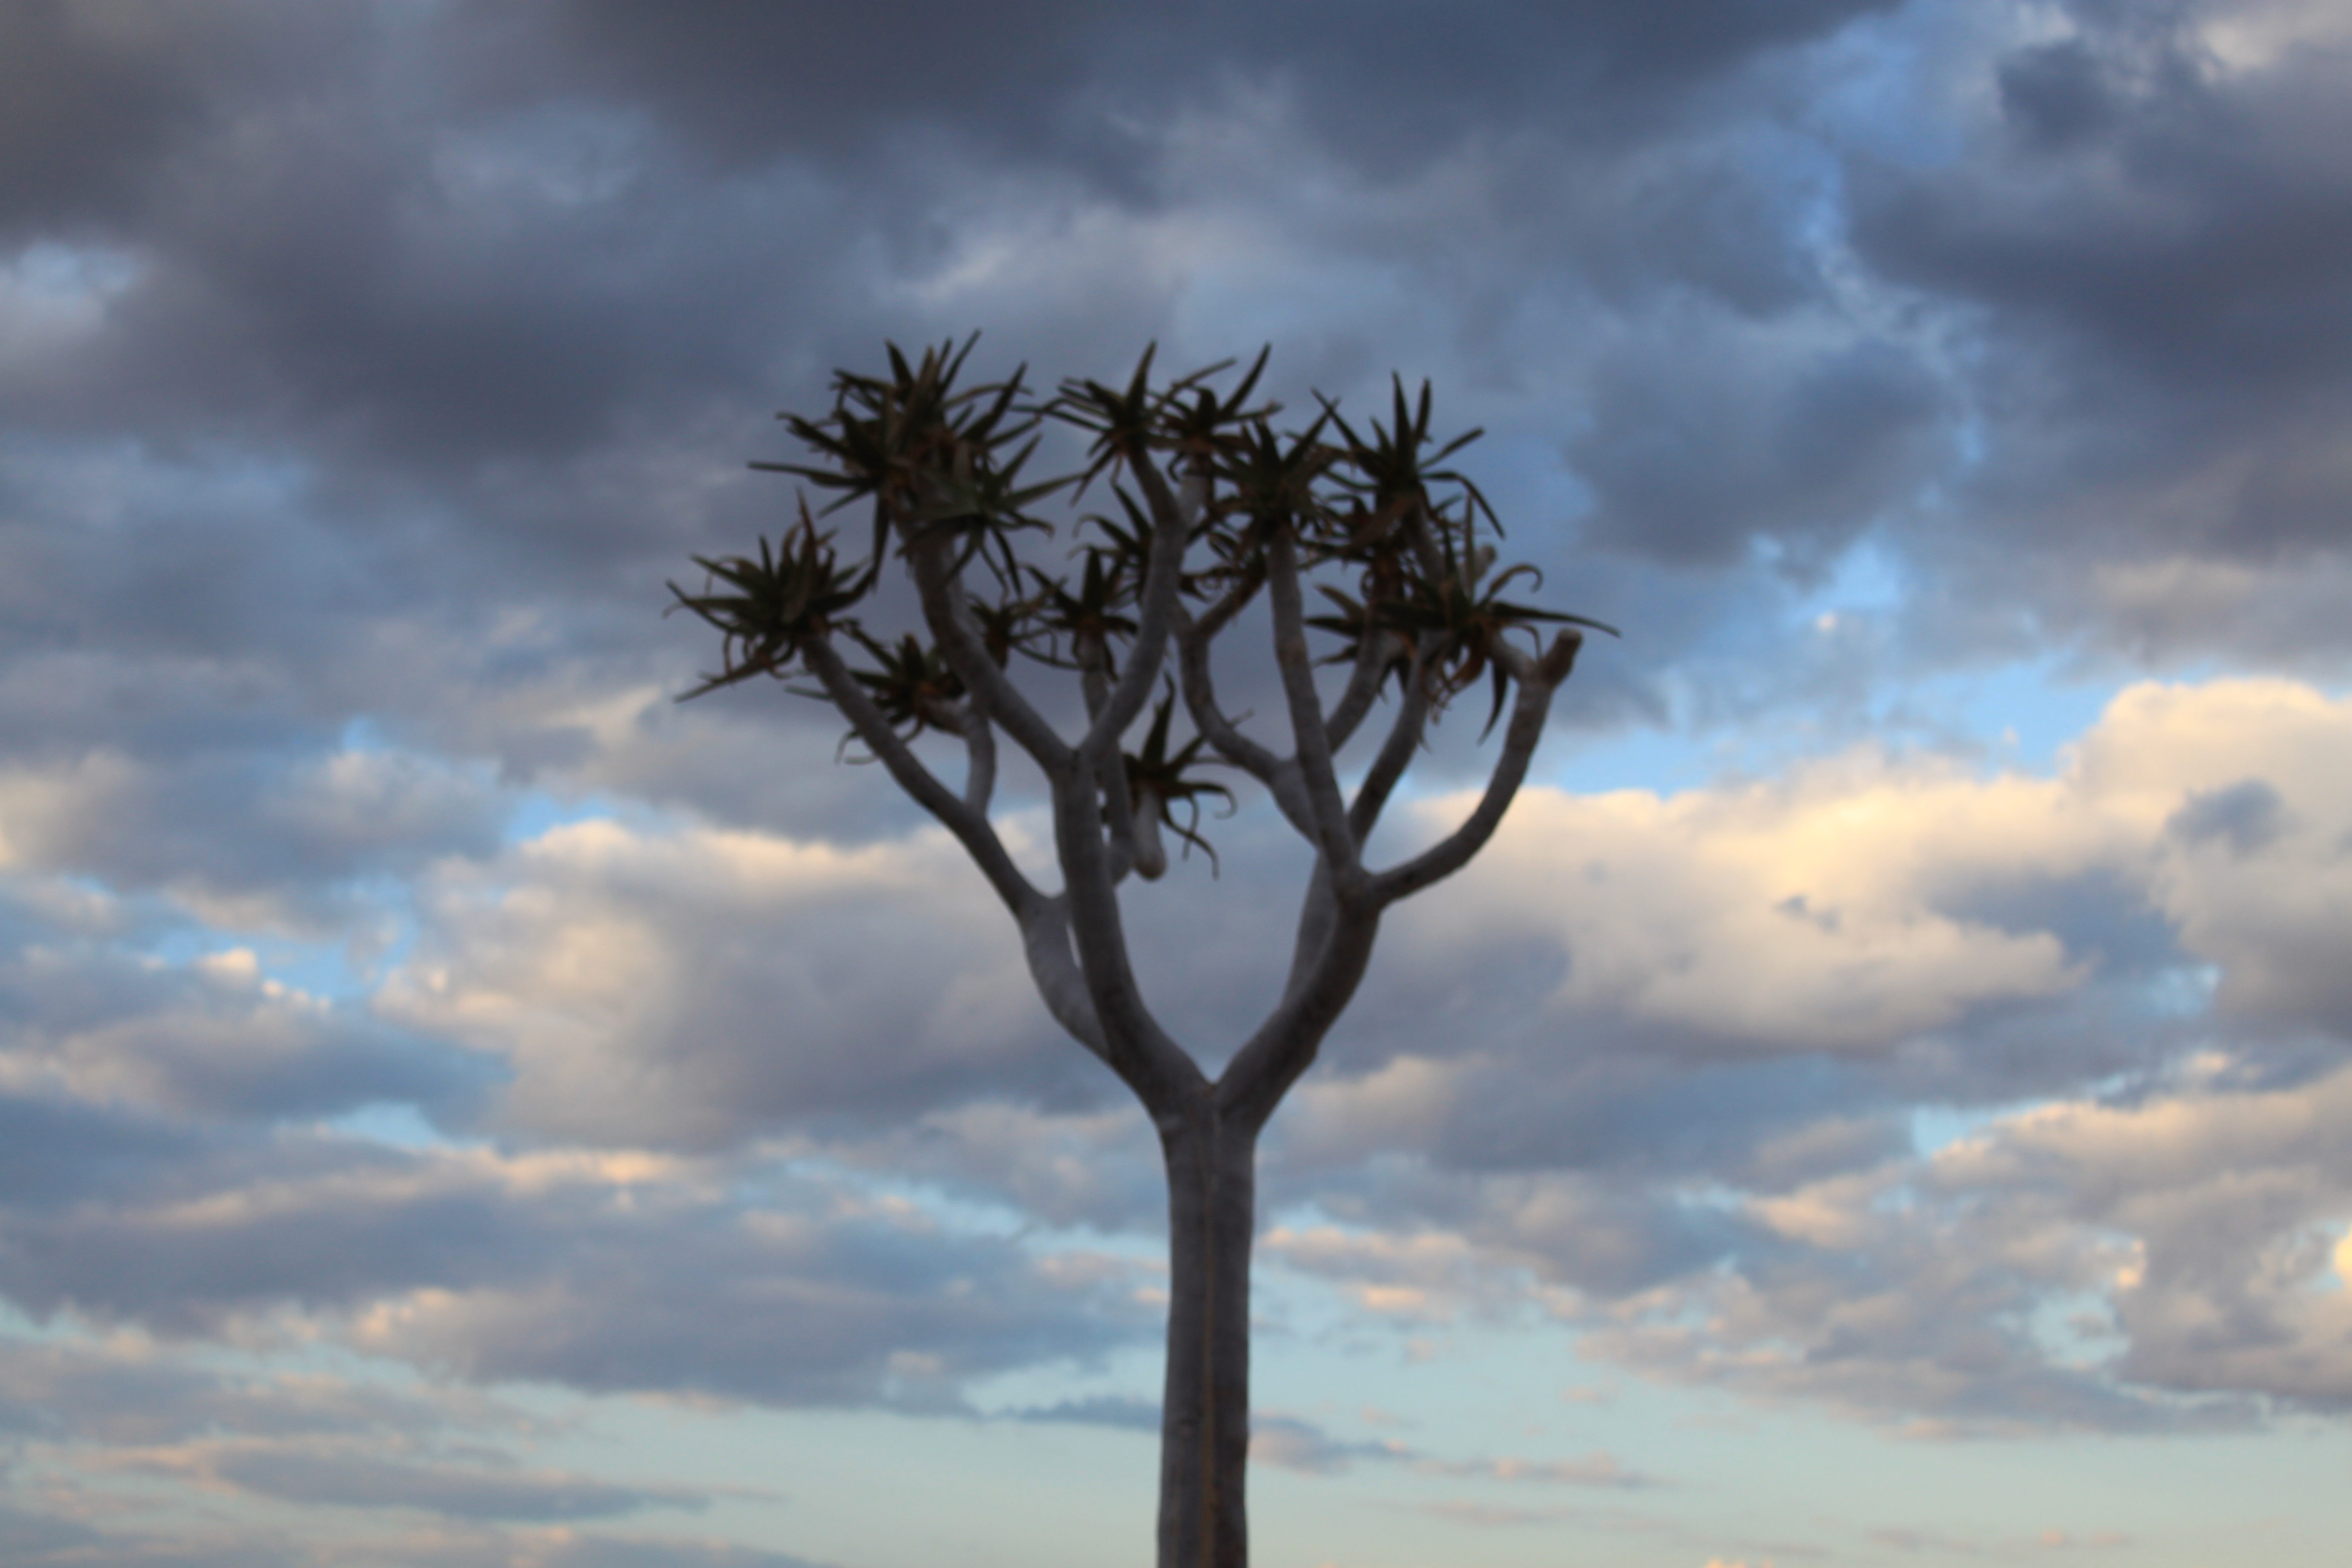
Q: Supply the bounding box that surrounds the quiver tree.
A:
[672,338,1612,1568]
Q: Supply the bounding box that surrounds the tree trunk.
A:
[1157,1101,1257,1568]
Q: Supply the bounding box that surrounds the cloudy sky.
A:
[3,1,2350,1564]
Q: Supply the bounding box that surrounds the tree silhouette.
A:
[673,337,1611,1568]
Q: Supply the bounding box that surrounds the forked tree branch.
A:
[1050,764,1207,1116]
[1217,897,1382,1132]
[909,537,1073,772]
[1173,604,1316,839]
[1368,630,1582,907]
[802,637,1042,918]
[1017,896,1110,1065]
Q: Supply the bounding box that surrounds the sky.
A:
[1,1,2350,1564]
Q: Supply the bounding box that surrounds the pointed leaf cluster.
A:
[1123,685,1237,872]
[678,336,1619,863]
[1027,538,1142,674]
[1373,512,1619,735]
[668,503,868,697]
[845,629,967,742]
[1206,412,1339,545]
[1320,374,1496,542]
[1052,344,1277,495]
[754,333,1072,591]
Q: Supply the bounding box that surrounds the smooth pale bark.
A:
[1158,1098,1257,1568]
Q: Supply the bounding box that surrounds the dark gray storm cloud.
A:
[1860,19,2352,401]
[0,1086,204,1207]
[0,1,362,238]
[0,0,2215,942]
[496,0,1897,173]
[1845,2,2352,659]
[6,0,2337,768]
[1568,332,1948,571]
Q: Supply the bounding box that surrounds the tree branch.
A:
[957,701,997,816]
[1173,603,1281,786]
[1367,630,1581,908]
[1081,633,1144,884]
[916,692,999,817]
[1174,602,1317,839]
[1081,459,1200,766]
[1051,760,1207,1117]
[802,637,1042,917]
[1266,527,1364,889]
[908,537,1073,773]
[1323,623,1395,755]
[1218,898,1383,1133]
[1280,858,1336,1004]
[1346,646,1431,842]
[1018,896,1111,1064]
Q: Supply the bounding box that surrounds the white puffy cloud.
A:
[0,934,482,1124]
[1257,678,2352,1428]
[1341,677,2352,1065]
[380,818,1090,1149]
[1947,1055,2352,1407]
[335,678,2352,1437]
[389,677,2352,1175]
[0,738,503,931]
[1390,762,2088,1055]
